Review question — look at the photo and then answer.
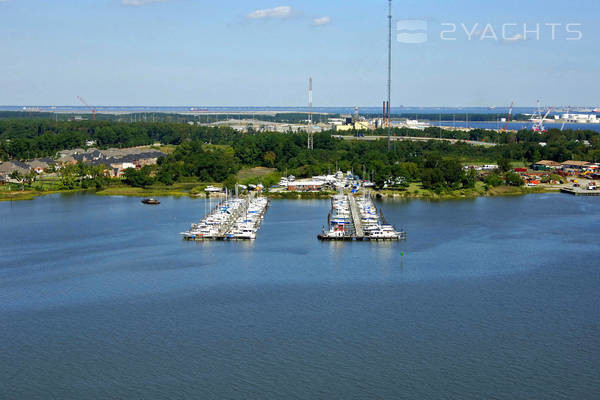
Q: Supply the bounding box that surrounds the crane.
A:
[561,106,570,131]
[502,102,514,132]
[77,96,96,121]
[533,106,553,133]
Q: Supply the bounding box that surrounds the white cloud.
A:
[312,16,331,26]
[247,6,292,20]
[121,0,168,6]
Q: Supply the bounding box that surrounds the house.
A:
[532,160,562,171]
[26,158,55,173]
[55,147,166,176]
[0,161,30,183]
[57,149,84,166]
[109,162,137,177]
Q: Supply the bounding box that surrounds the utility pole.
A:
[387,0,392,151]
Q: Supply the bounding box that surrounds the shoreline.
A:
[0,185,562,203]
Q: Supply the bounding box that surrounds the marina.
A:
[318,192,406,241]
[181,192,269,241]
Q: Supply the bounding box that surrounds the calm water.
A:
[1,194,599,399]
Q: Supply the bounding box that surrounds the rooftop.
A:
[0,160,30,174]
[562,160,592,167]
[535,160,561,166]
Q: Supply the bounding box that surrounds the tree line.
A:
[2,118,599,192]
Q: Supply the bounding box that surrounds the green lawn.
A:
[96,181,206,197]
[237,167,277,181]
[379,181,487,200]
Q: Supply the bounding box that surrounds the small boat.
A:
[141,198,160,205]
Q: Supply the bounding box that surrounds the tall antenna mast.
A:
[308,77,314,150]
[309,77,313,125]
[387,0,392,151]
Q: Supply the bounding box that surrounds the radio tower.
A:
[387,0,392,151]
[308,77,314,150]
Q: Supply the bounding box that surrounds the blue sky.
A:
[0,0,598,107]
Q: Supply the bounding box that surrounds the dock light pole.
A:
[387,0,392,151]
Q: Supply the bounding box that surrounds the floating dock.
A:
[318,193,406,241]
[561,188,600,196]
[182,194,269,241]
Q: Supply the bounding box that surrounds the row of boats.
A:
[181,195,269,240]
[318,193,405,241]
[181,192,404,242]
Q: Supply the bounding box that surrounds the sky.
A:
[0,0,598,107]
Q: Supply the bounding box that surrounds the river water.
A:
[1,193,599,399]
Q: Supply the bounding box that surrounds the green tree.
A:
[462,168,477,189]
[123,166,155,188]
[223,175,238,192]
[25,170,37,187]
[59,166,76,190]
[505,172,524,187]
[484,173,504,187]
[497,158,511,173]
[9,170,24,190]
[263,151,276,167]
[421,168,445,191]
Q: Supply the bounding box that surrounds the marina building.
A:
[287,180,325,192]
[533,160,562,171]
[561,160,593,171]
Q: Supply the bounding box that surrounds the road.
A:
[335,135,497,147]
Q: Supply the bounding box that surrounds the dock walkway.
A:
[217,198,248,236]
[318,193,405,241]
[561,188,600,196]
[347,194,364,239]
[182,194,269,241]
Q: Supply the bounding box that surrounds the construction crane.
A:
[502,102,514,132]
[533,106,553,133]
[561,106,570,131]
[77,96,96,121]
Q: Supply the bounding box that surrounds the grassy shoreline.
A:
[0,188,90,202]
[376,182,556,200]
[1,183,559,202]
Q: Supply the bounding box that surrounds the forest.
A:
[1,117,599,191]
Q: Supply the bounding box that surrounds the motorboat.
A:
[141,198,160,205]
